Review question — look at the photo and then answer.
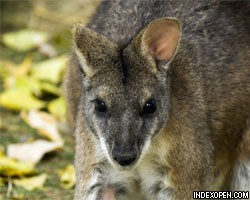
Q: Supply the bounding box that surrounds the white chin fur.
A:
[230,157,250,192]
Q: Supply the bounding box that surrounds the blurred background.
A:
[0,0,100,199]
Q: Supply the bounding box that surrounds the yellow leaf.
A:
[0,177,4,186]
[0,88,45,111]
[0,156,35,177]
[4,76,41,95]
[21,110,64,144]
[0,146,4,156]
[0,60,11,79]
[40,82,61,96]
[48,97,66,120]
[58,165,76,189]
[31,55,68,84]
[7,139,63,164]
[2,29,50,52]
[6,56,32,77]
[13,173,47,191]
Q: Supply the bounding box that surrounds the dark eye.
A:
[95,99,107,112]
[142,99,157,115]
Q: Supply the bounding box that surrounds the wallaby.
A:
[65,0,250,199]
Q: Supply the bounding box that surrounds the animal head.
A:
[73,17,181,169]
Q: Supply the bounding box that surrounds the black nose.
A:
[112,148,137,166]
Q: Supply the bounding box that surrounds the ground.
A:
[0,109,75,200]
[0,0,100,199]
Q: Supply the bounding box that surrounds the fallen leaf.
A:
[13,173,47,191]
[0,155,35,176]
[0,177,4,186]
[6,56,32,77]
[31,55,68,84]
[39,43,58,58]
[2,29,50,52]
[40,82,61,96]
[2,57,41,96]
[48,97,66,120]
[58,165,76,189]
[4,76,41,95]
[0,88,45,111]
[7,139,63,164]
[21,110,64,144]
[0,146,4,156]
[0,60,11,80]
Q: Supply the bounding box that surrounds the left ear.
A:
[135,17,181,71]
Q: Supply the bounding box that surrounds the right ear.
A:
[73,24,118,77]
[130,18,181,73]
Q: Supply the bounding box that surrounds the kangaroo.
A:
[65,0,250,199]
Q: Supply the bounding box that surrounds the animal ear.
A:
[73,24,118,77]
[140,18,181,69]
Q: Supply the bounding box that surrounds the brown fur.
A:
[65,1,250,199]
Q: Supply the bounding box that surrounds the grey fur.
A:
[65,1,250,199]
